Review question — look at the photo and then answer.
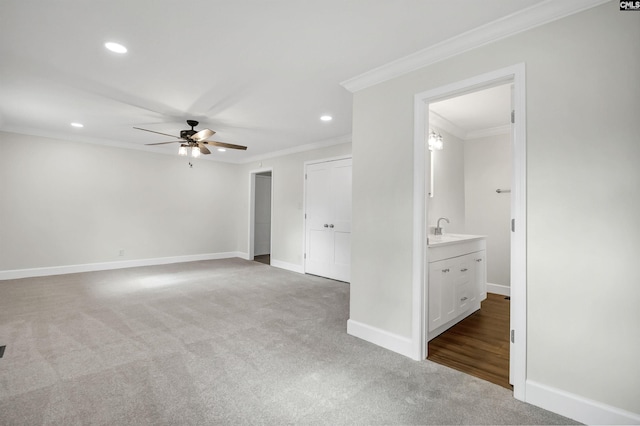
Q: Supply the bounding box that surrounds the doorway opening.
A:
[426,83,513,389]
[249,169,273,265]
[412,64,526,400]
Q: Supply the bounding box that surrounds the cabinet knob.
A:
[324,224,329,228]
[461,297,468,301]
[329,224,334,228]
[476,259,482,262]
[442,268,450,273]
[461,268,468,272]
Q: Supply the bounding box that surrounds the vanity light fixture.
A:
[104,42,127,54]
[428,130,444,151]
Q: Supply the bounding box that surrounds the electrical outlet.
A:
[118,249,125,257]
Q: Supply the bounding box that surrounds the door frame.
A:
[303,155,352,275]
[248,167,274,260]
[412,63,527,400]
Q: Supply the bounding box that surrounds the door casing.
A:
[248,168,274,260]
[412,63,527,401]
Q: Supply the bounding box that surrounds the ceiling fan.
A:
[134,120,247,157]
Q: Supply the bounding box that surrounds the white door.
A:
[305,158,352,282]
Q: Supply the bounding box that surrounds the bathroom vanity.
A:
[427,234,487,340]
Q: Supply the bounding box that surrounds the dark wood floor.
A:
[254,254,270,265]
[428,293,511,389]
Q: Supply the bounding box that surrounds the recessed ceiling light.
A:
[105,42,127,54]
[320,115,332,122]
[70,122,84,128]
[217,148,226,152]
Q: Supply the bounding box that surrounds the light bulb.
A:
[191,147,201,158]
[178,146,188,156]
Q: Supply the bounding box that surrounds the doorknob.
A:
[329,224,334,228]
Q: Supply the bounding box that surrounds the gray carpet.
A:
[0,258,577,425]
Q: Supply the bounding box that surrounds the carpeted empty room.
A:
[0,258,576,425]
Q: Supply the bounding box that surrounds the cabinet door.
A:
[456,254,474,313]
[472,250,487,301]
[428,258,457,332]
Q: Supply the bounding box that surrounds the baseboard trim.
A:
[0,251,247,280]
[487,282,510,296]
[526,380,640,425]
[347,319,413,358]
[270,259,304,274]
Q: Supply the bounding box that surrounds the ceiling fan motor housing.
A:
[181,120,200,140]
[180,129,197,139]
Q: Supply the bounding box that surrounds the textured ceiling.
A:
[0,0,545,162]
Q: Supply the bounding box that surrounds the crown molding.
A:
[341,0,609,93]
[239,134,351,164]
[466,125,511,140]
[429,111,467,140]
[429,112,510,141]
[1,127,351,165]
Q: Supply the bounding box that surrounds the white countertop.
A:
[427,233,486,247]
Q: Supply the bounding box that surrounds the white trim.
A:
[270,259,305,274]
[413,64,527,400]
[347,319,413,358]
[412,89,429,361]
[487,283,511,296]
[341,0,608,93]
[429,111,467,140]
[429,112,510,141]
[0,129,350,167]
[239,134,352,164]
[526,380,640,425]
[304,154,353,167]
[466,125,510,140]
[0,251,247,281]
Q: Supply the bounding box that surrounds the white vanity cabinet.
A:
[427,235,486,340]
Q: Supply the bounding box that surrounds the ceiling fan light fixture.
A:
[178,145,188,156]
[191,146,201,158]
[320,115,332,122]
[105,42,127,54]
[70,122,84,128]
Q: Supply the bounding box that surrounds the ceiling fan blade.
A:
[202,141,248,150]
[134,127,181,139]
[145,140,182,146]
[192,128,215,141]
[198,143,211,155]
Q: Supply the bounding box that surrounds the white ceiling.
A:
[0,0,546,162]
[429,83,513,140]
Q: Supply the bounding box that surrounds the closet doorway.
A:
[249,170,273,265]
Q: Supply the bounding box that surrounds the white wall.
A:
[350,3,639,418]
[427,126,465,234]
[0,131,242,273]
[237,143,352,271]
[464,133,511,288]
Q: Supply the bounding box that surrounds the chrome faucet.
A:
[435,217,449,235]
